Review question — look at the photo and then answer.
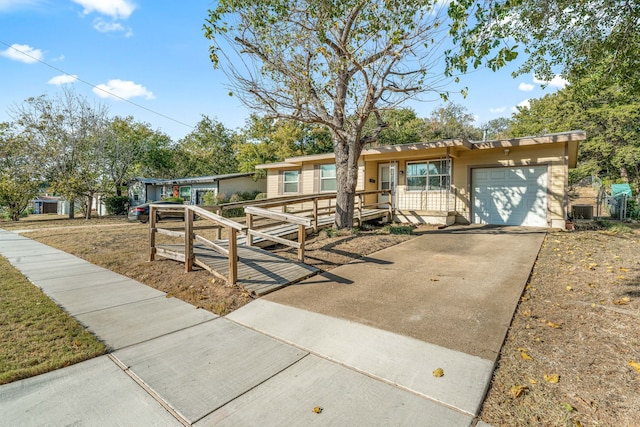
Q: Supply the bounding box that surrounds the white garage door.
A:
[472,166,548,227]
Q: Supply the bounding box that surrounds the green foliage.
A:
[235,115,332,175]
[202,191,217,206]
[446,1,640,95]
[510,79,640,188]
[422,103,482,141]
[254,192,267,200]
[103,196,129,215]
[384,224,414,235]
[173,115,239,177]
[0,122,42,221]
[162,196,184,203]
[363,108,427,146]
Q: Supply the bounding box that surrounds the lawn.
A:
[0,256,106,385]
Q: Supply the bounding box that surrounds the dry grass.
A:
[21,218,252,316]
[480,221,640,426]
[0,256,106,385]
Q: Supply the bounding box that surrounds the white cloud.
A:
[512,99,531,112]
[93,18,124,32]
[93,79,155,100]
[48,74,78,85]
[533,75,568,89]
[489,107,506,113]
[518,82,534,91]
[72,0,136,19]
[0,43,43,63]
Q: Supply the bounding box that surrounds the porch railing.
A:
[148,204,247,285]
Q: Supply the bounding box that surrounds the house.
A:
[128,173,267,207]
[31,196,61,214]
[255,130,586,229]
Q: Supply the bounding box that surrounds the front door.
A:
[378,162,397,208]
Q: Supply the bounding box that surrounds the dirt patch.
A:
[480,222,640,426]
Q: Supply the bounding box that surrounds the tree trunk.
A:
[334,137,360,229]
[86,194,93,220]
[115,184,122,197]
[68,200,75,219]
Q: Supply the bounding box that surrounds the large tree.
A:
[102,116,162,196]
[0,122,42,221]
[422,103,482,141]
[173,116,239,177]
[11,87,110,219]
[447,0,640,93]
[510,81,640,188]
[204,0,455,228]
[236,115,333,176]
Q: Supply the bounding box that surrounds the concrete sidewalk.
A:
[0,226,545,426]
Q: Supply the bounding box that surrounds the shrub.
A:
[202,191,216,206]
[255,192,267,200]
[384,224,414,235]
[162,196,184,203]
[103,196,129,215]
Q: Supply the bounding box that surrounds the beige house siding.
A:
[256,132,584,229]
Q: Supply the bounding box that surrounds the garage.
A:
[472,166,548,227]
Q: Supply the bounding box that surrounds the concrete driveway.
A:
[262,225,547,362]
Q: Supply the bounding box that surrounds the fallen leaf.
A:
[546,321,562,329]
[561,402,574,412]
[529,378,538,384]
[629,360,640,374]
[544,374,560,383]
[312,406,323,414]
[430,278,439,282]
[566,285,573,291]
[521,352,533,360]
[588,263,598,269]
[510,385,528,398]
[574,421,584,427]
[613,297,631,305]
[433,368,444,378]
[619,267,630,272]
[617,275,627,280]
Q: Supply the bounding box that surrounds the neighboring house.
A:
[128,173,267,207]
[31,196,61,214]
[256,130,586,229]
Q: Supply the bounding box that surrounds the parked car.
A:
[128,201,184,223]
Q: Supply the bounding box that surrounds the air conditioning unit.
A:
[572,205,593,219]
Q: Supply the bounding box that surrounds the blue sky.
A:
[0,0,567,141]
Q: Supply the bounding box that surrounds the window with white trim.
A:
[320,164,336,192]
[406,160,450,191]
[283,170,299,193]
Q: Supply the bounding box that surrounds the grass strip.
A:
[0,256,106,385]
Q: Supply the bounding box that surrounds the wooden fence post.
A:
[246,212,253,246]
[228,227,238,285]
[297,224,305,263]
[313,199,318,233]
[148,205,156,261]
[185,207,194,272]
